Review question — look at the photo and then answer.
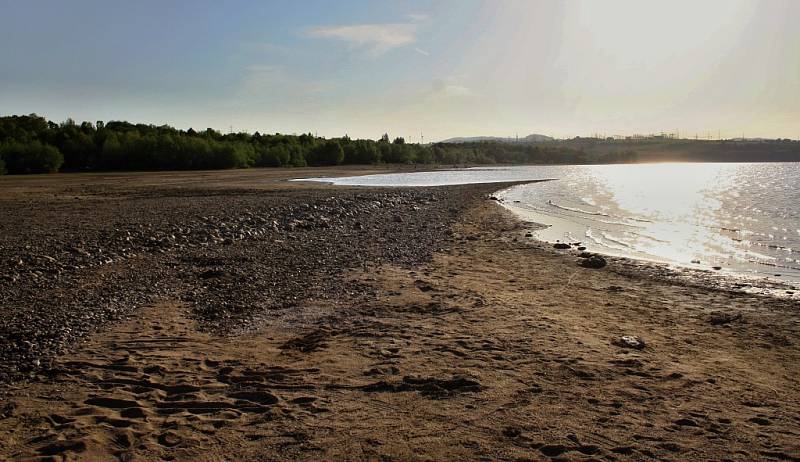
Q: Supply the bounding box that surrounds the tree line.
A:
[0,114,636,174]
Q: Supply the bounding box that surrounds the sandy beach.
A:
[1,168,798,461]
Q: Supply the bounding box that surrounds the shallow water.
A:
[295,167,556,187]
[297,163,800,285]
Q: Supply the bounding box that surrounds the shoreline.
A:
[297,169,800,300]
[1,168,799,460]
[293,165,800,296]
[492,184,800,300]
[498,205,800,301]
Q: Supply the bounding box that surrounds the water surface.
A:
[298,163,800,285]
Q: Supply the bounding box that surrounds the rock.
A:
[553,243,571,249]
[614,335,646,350]
[580,255,607,269]
[525,232,533,237]
[709,312,742,326]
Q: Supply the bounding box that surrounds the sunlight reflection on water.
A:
[297,163,800,283]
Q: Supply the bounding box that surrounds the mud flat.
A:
[0,168,798,461]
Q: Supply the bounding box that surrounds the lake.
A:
[297,163,800,285]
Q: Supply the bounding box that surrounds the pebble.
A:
[615,335,646,350]
[0,187,489,383]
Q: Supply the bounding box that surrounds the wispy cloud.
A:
[430,79,474,98]
[414,47,430,56]
[305,15,430,57]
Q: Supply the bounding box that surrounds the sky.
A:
[1,0,799,141]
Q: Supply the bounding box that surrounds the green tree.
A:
[307,140,344,166]
[0,141,64,173]
[254,144,283,167]
[100,132,123,168]
[61,131,97,169]
[343,140,380,164]
[288,144,307,167]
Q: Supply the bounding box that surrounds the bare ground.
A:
[0,169,799,461]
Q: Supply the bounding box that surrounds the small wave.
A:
[623,230,671,245]
[547,201,653,224]
[585,229,630,253]
[591,217,647,229]
[585,229,603,246]
[746,259,800,271]
[548,201,610,217]
[601,232,635,249]
[754,243,799,254]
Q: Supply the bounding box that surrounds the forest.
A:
[0,114,634,174]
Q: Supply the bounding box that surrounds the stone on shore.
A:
[580,255,607,268]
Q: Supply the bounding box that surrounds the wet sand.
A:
[0,168,798,461]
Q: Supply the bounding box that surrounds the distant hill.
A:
[439,134,554,144]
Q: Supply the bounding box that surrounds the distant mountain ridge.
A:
[439,134,554,144]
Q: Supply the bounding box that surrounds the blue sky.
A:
[1,0,799,140]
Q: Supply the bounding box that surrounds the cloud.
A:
[414,47,430,56]
[305,17,427,57]
[431,79,474,98]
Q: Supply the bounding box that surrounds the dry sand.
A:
[1,168,799,461]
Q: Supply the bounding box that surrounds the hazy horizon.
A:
[2,0,798,141]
